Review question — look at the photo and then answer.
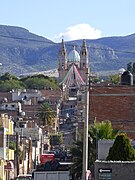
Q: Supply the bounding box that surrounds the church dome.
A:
[68,47,80,62]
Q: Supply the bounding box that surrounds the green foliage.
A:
[0,79,25,91]
[70,135,83,179]
[36,102,55,127]
[20,74,59,90]
[0,73,59,91]
[108,74,120,84]
[9,141,22,160]
[70,120,118,179]
[9,141,16,150]
[91,77,101,84]
[23,77,57,89]
[50,133,63,146]
[0,72,18,81]
[93,120,118,139]
[106,133,135,161]
[88,120,118,164]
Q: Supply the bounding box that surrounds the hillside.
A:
[0,25,58,75]
[0,25,134,76]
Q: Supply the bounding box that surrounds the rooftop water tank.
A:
[121,70,133,86]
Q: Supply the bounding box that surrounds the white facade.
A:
[15,126,42,141]
[11,89,42,102]
[0,102,21,111]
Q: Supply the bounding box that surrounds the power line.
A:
[0,34,57,45]
[87,46,135,55]
[0,34,135,55]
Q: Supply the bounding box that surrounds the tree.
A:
[70,120,118,179]
[0,73,59,91]
[36,103,55,128]
[127,62,133,72]
[88,120,118,168]
[106,133,135,161]
[70,135,83,179]
[50,133,63,146]
[0,72,18,81]
[133,62,135,74]
[70,132,96,179]
[108,74,120,85]
[92,120,118,140]
[20,75,59,90]
[0,79,25,91]
[9,141,22,160]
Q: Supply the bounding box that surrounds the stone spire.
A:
[58,38,67,70]
[80,39,88,69]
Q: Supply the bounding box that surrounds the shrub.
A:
[106,133,135,161]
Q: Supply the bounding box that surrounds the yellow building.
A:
[0,114,14,180]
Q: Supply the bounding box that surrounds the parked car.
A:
[14,174,32,180]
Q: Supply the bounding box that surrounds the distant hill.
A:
[0,25,134,76]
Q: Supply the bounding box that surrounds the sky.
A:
[0,0,135,42]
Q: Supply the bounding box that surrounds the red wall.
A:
[89,86,135,138]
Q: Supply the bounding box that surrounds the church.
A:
[58,39,90,117]
[58,39,89,100]
[57,39,90,143]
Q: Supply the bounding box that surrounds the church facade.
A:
[58,39,89,99]
[57,39,89,119]
[58,39,89,85]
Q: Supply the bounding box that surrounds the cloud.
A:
[52,23,102,42]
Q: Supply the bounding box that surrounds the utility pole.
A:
[82,71,89,180]
[30,137,32,172]
[34,140,37,169]
[27,137,32,173]
[22,138,26,174]
[16,132,19,176]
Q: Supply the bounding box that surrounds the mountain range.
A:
[0,25,134,76]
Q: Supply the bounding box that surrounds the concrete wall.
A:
[98,140,114,160]
[95,161,135,180]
